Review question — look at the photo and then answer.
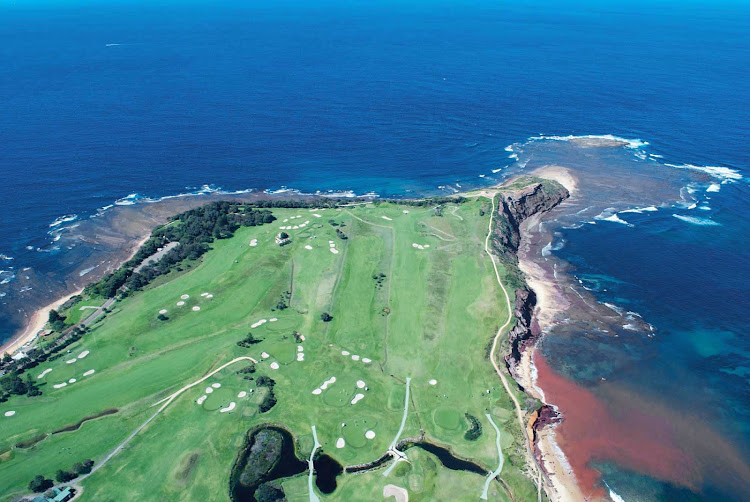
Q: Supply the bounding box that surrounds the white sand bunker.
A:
[298,345,304,352]
[312,376,336,395]
[207,294,213,299]
[362,358,372,364]
[261,352,270,359]
[83,369,95,377]
[212,383,221,389]
[365,430,376,439]
[197,395,207,405]
[351,355,360,361]
[312,388,322,395]
[270,362,280,370]
[192,306,201,311]
[336,437,345,448]
[249,239,258,247]
[283,218,289,222]
[381,216,393,221]
[251,319,268,328]
[78,350,89,359]
[37,368,52,379]
[66,358,77,364]
[238,391,247,398]
[296,353,305,362]
[159,309,168,315]
[350,393,365,405]
[403,210,409,214]
[305,245,313,250]
[53,382,67,389]
[177,301,185,306]
[341,350,350,356]
[313,213,322,218]
[220,402,236,413]
[429,379,437,385]
[205,387,214,394]
[181,294,190,299]
[201,292,209,297]
[356,380,366,389]
[4,411,16,417]
[269,318,278,322]
[412,243,429,250]
[68,378,76,383]
[330,248,339,254]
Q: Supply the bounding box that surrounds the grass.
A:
[0,200,536,501]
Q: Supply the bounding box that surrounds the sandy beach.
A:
[1,233,152,357]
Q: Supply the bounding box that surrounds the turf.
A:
[0,200,536,501]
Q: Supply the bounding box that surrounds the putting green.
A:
[433,407,461,431]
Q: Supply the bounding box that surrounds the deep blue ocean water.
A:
[1,1,748,499]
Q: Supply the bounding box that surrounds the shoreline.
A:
[512,166,589,502]
[1,233,151,356]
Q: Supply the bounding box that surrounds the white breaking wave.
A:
[49,214,78,228]
[706,183,721,192]
[595,210,632,226]
[673,214,721,226]
[604,482,626,502]
[665,163,743,182]
[620,206,658,214]
[530,134,648,150]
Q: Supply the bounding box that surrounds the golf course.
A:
[0,196,541,501]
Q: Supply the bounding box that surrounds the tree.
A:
[73,459,94,475]
[55,469,76,483]
[279,231,289,240]
[157,314,168,321]
[320,312,332,322]
[28,475,53,493]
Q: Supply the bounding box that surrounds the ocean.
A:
[1,0,748,499]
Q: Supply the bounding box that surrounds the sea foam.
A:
[672,214,721,226]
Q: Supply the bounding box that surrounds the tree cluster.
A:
[463,413,483,441]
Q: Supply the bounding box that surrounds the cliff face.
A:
[492,181,569,261]
[491,181,569,378]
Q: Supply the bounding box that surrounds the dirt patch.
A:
[52,408,119,434]
[15,433,48,449]
[176,452,201,484]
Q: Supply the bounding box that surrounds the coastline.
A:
[1,233,151,356]
[512,166,590,502]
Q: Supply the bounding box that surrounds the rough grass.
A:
[0,201,534,502]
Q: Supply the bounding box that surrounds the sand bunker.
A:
[312,388,322,395]
[269,318,278,322]
[211,383,221,388]
[412,243,425,250]
[251,319,268,328]
[299,334,306,341]
[336,437,345,448]
[383,484,408,502]
[283,218,289,222]
[362,358,372,363]
[66,358,77,364]
[341,350,350,356]
[356,380,366,389]
[220,402,236,413]
[381,216,393,221]
[177,301,185,306]
[181,294,189,299]
[78,350,89,358]
[4,411,16,417]
[312,376,337,395]
[201,292,209,297]
[249,239,258,247]
[238,391,247,398]
[403,210,409,214]
[313,213,322,218]
[351,355,360,361]
[261,352,270,359]
[351,393,365,405]
[83,369,95,377]
[37,368,52,379]
[365,430,376,439]
[205,387,214,394]
[192,306,201,311]
[298,345,304,352]
[331,248,339,254]
[207,294,213,299]
[53,382,67,389]
[270,362,280,370]
[428,379,437,385]
[197,395,207,405]
[68,378,76,383]
[296,353,305,362]
[305,245,313,250]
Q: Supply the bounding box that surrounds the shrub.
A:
[320,312,332,322]
[464,413,483,441]
[55,469,76,483]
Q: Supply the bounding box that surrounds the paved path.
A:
[481,413,505,500]
[383,377,411,477]
[308,425,321,502]
[482,193,542,500]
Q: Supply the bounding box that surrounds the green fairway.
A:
[0,200,536,501]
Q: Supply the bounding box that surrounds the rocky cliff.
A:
[491,180,569,377]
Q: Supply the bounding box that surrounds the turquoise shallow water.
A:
[0,1,748,498]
